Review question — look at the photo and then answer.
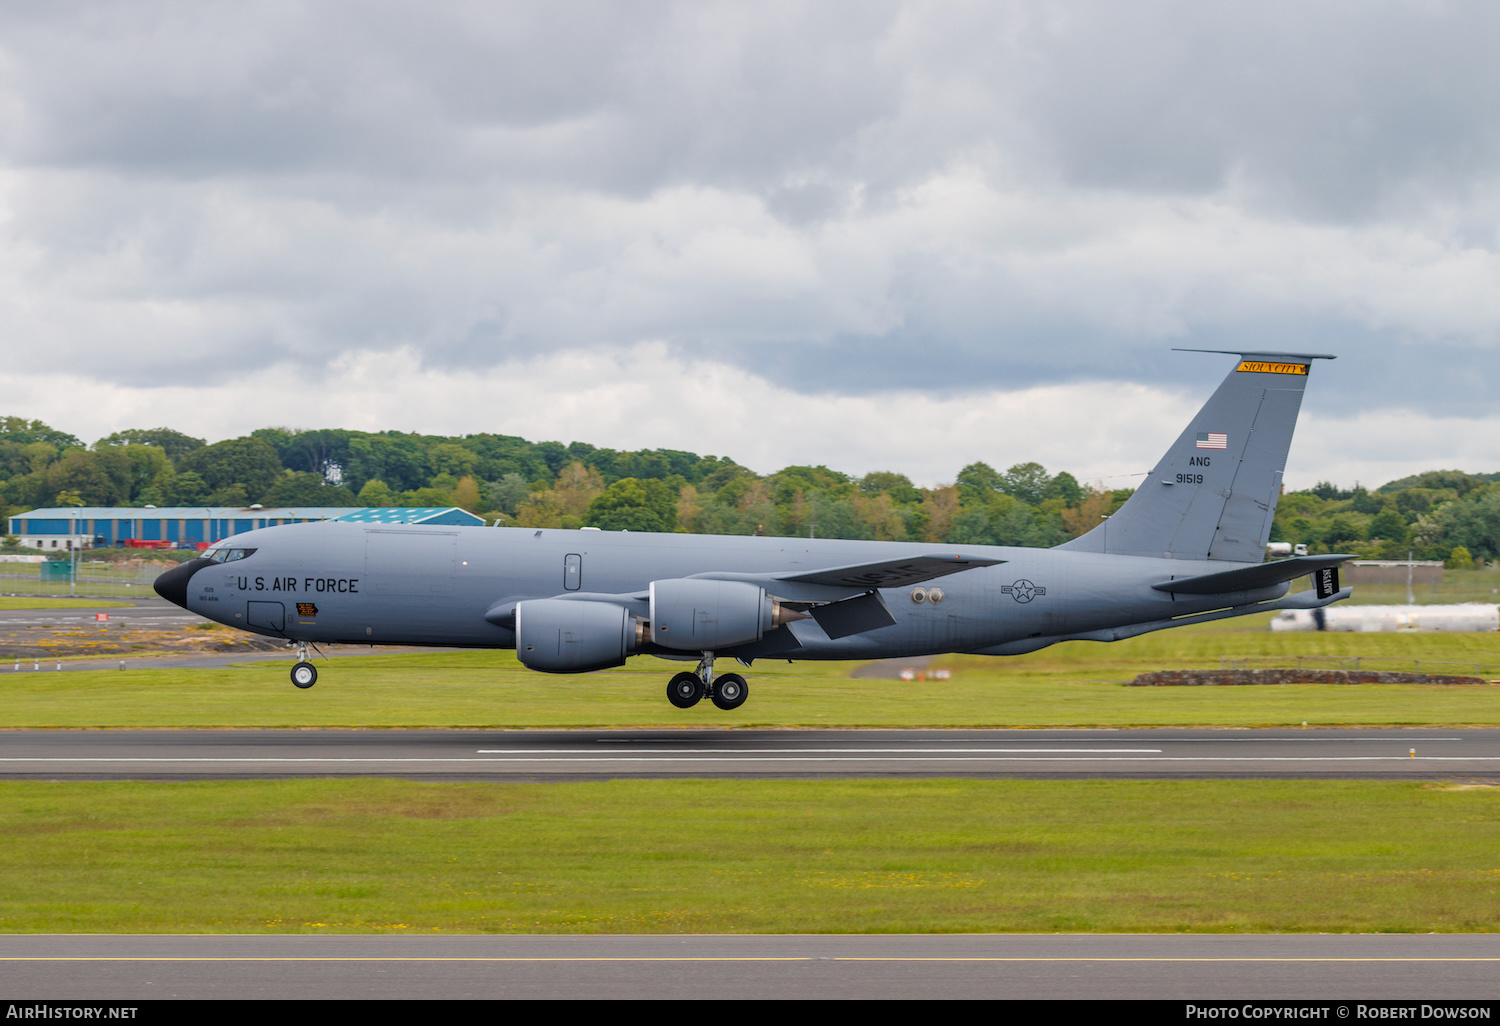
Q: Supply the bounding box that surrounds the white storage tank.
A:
[1271,604,1500,633]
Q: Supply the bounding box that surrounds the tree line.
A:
[1,416,1496,563]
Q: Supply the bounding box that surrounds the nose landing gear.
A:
[290,642,317,689]
[664,652,750,711]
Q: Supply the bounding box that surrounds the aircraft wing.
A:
[1151,554,1357,595]
[774,554,1004,589]
[689,554,1003,604]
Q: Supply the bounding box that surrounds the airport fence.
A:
[1219,655,1500,679]
[0,564,165,599]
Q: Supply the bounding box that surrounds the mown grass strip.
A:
[2,618,1499,727]
[1,778,1496,934]
[0,597,134,610]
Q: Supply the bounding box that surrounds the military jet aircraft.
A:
[155,350,1351,710]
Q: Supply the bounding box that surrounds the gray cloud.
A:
[0,1,1497,420]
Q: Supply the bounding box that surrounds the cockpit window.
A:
[203,547,256,563]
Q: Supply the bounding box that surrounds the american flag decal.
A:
[1196,432,1227,449]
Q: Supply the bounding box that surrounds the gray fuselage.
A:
[166,521,1285,662]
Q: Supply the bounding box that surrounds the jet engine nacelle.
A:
[650,578,798,651]
[515,598,644,673]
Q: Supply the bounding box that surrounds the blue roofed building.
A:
[330,507,484,527]
[6,506,485,551]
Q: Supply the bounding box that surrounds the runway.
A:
[4,934,1498,999]
[2,727,1498,779]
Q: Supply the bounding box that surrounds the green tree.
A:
[1367,508,1409,545]
[1379,470,1488,498]
[177,437,285,502]
[1394,489,1434,517]
[452,475,482,513]
[45,449,133,506]
[1350,487,1384,514]
[1322,516,1364,548]
[586,478,678,533]
[1309,481,1351,500]
[592,505,666,532]
[490,473,530,515]
[532,441,571,476]
[999,462,1052,505]
[1045,471,1084,506]
[859,471,923,505]
[260,471,358,507]
[356,479,395,507]
[0,417,82,451]
[346,434,429,492]
[20,442,59,474]
[430,443,480,479]
[168,471,210,505]
[798,491,864,540]
[208,484,248,506]
[398,486,457,507]
[95,428,205,459]
[285,429,353,480]
[955,462,1003,502]
[117,445,173,501]
[946,506,998,545]
[699,460,751,493]
[1434,491,1500,561]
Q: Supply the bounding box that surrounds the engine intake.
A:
[515,599,642,673]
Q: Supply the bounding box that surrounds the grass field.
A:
[2,612,1500,726]
[0,778,1495,934]
[4,617,1499,938]
[3,614,1498,728]
[0,597,133,610]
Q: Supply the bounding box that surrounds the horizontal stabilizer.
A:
[1152,554,1356,595]
[780,554,1003,589]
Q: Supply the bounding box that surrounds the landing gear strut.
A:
[291,642,317,689]
[664,652,750,711]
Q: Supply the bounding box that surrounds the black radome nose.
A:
[153,557,214,609]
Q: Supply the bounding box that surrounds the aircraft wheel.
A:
[667,672,704,709]
[711,673,748,711]
[291,661,318,689]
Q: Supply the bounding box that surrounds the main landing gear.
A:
[290,642,317,689]
[665,652,748,711]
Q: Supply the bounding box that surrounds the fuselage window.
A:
[563,553,582,591]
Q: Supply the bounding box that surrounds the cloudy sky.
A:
[2,2,1497,489]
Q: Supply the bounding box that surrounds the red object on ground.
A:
[95,613,108,622]
[123,539,172,550]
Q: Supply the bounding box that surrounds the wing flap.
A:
[808,591,898,639]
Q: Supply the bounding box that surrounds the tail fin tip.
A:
[1061,349,1334,563]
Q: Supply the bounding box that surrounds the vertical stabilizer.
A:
[1059,351,1333,563]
